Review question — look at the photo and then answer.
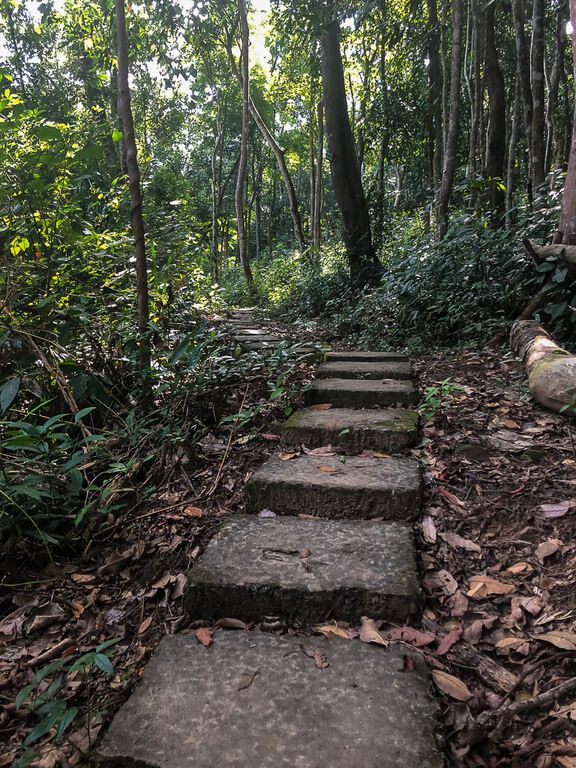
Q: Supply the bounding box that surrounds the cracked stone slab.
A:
[306,378,417,408]
[282,407,419,452]
[185,515,420,623]
[97,632,441,768]
[316,360,412,380]
[245,453,422,520]
[326,350,409,362]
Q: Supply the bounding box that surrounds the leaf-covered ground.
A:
[3,341,576,768]
[414,349,576,768]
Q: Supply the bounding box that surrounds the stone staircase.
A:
[97,310,441,768]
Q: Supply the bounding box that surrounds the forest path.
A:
[96,314,441,767]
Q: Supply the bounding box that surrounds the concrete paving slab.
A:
[245,453,421,520]
[316,360,412,380]
[282,407,419,451]
[97,632,441,768]
[306,378,417,408]
[326,350,409,362]
[186,515,420,623]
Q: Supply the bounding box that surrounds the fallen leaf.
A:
[385,626,436,647]
[437,569,459,595]
[70,573,97,584]
[536,631,576,651]
[184,506,204,518]
[557,757,576,768]
[259,509,276,517]
[359,616,388,646]
[138,616,153,635]
[194,627,213,648]
[261,433,280,441]
[439,531,481,553]
[436,628,463,656]
[438,487,466,509]
[422,516,437,544]
[432,669,472,701]
[301,445,335,456]
[401,654,415,672]
[278,452,299,461]
[536,538,563,563]
[467,575,515,598]
[314,622,355,639]
[495,637,528,650]
[318,465,338,473]
[540,501,574,518]
[506,562,533,575]
[309,403,332,411]
[237,668,259,690]
[171,573,187,600]
[300,644,329,668]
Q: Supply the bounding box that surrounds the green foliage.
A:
[418,379,461,421]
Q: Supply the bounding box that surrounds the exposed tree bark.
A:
[376,2,390,248]
[506,75,521,229]
[235,0,253,286]
[530,0,546,193]
[247,99,307,252]
[511,320,576,412]
[436,0,463,239]
[484,0,506,223]
[313,97,324,252]
[320,17,380,282]
[115,0,150,371]
[467,0,483,182]
[211,91,224,282]
[546,8,568,174]
[511,0,534,203]
[428,0,443,197]
[554,0,576,244]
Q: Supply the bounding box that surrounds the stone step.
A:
[306,378,416,408]
[97,632,440,768]
[245,453,421,520]
[232,328,274,336]
[282,407,419,452]
[316,360,412,380]
[234,334,282,344]
[326,350,408,362]
[186,515,420,624]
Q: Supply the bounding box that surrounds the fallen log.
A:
[510,319,576,412]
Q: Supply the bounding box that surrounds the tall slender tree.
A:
[235,0,253,286]
[115,0,150,371]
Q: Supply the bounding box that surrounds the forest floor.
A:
[2,324,576,768]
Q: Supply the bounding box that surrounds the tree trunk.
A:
[511,319,576,412]
[554,0,576,244]
[428,0,443,198]
[211,92,224,283]
[506,75,521,229]
[436,0,463,239]
[115,0,150,371]
[235,0,253,287]
[248,97,307,252]
[467,0,483,182]
[546,9,567,174]
[511,0,534,203]
[484,0,506,223]
[313,97,324,252]
[320,17,379,282]
[530,0,546,193]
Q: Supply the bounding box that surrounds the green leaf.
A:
[74,406,95,423]
[0,377,20,412]
[32,124,62,141]
[16,684,35,709]
[55,706,78,741]
[111,129,123,142]
[94,652,114,675]
[23,709,62,745]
